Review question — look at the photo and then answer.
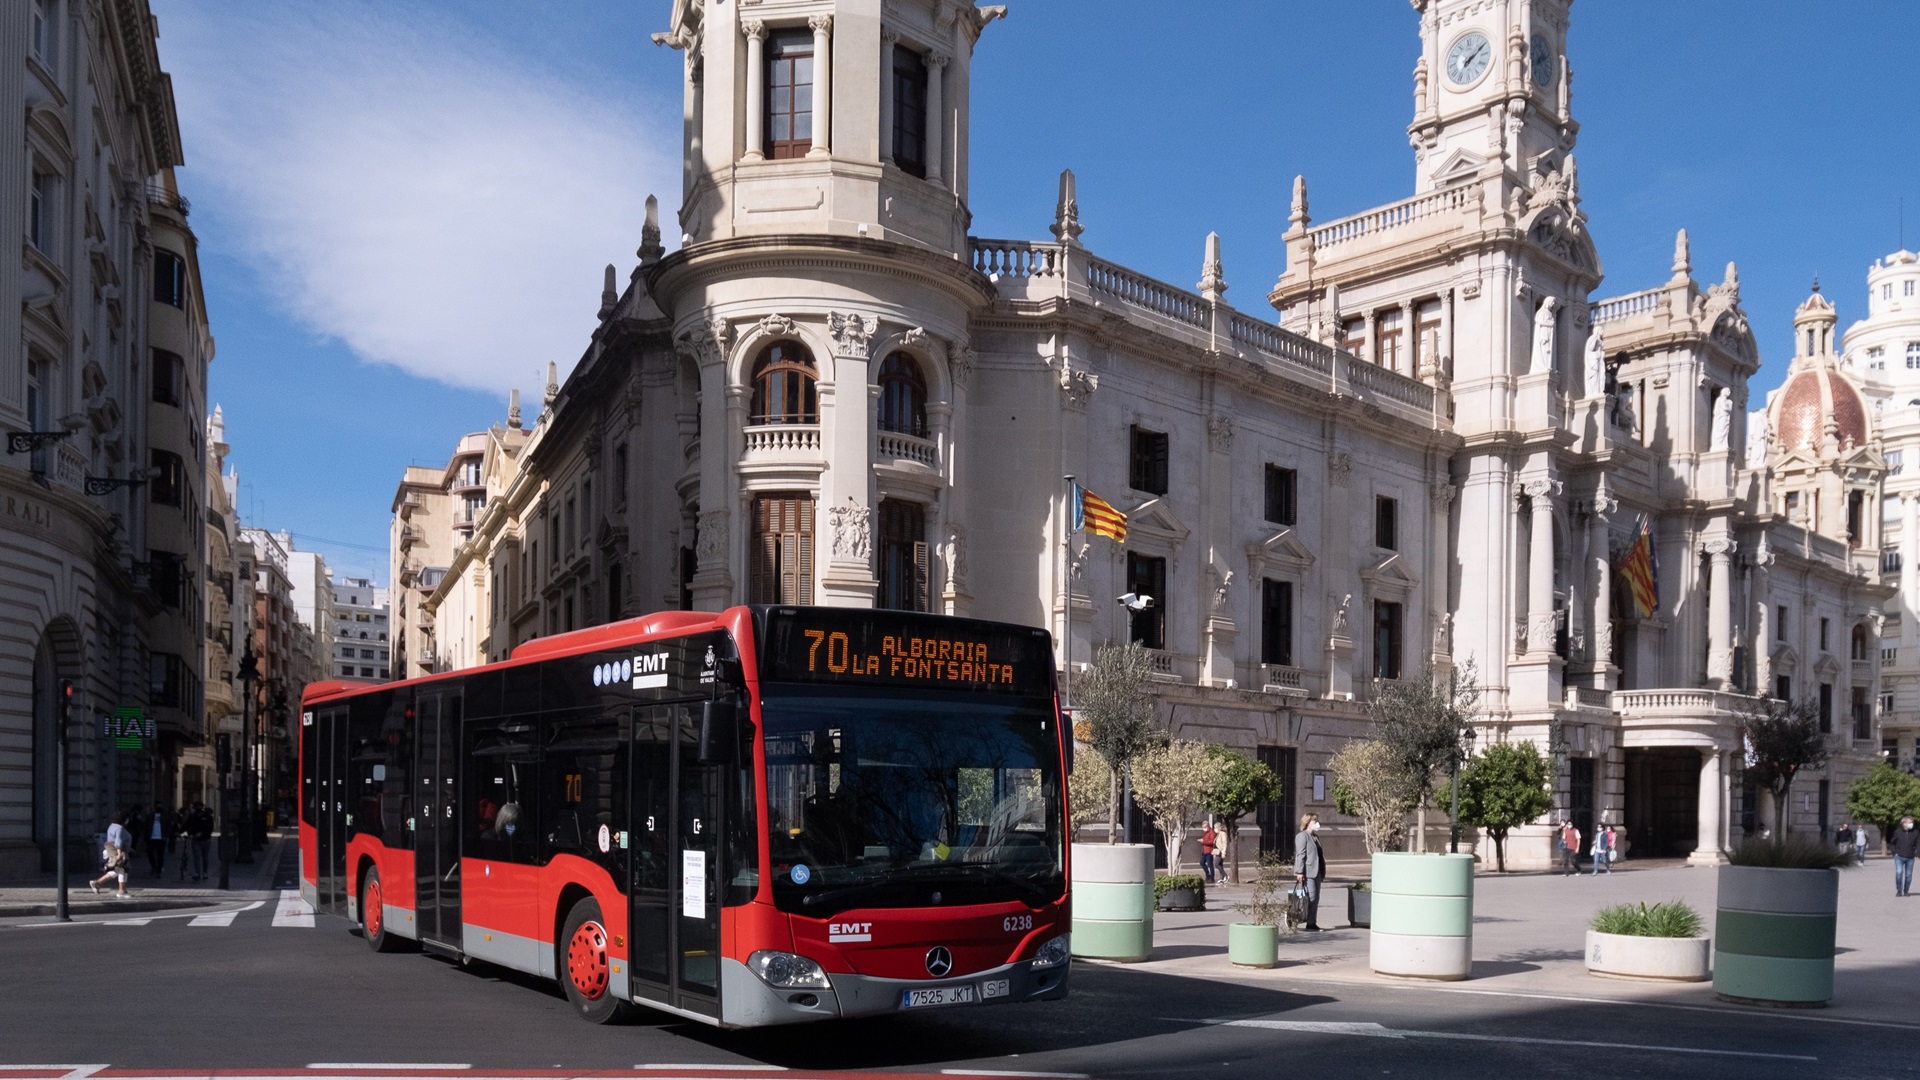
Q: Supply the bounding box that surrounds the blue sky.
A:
[155,1,1920,583]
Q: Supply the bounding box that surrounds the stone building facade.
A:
[395,0,1888,867]
[0,0,199,876]
[1841,249,1920,779]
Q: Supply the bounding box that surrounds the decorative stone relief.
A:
[829,312,878,358]
[1059,367,1097,410]
[1430,480,1456,508]
[1328,453,1353,485]
[695,509,728,566]
[1700,537,1737,560]
[946,525,970,590]
[1527,612,1560,653]
[949,345,974,391]
[807,14,833,35]
[1594,621,1613,663]
[827,502,871,562]
[756,313,798,340]
[1207,414,1235,453]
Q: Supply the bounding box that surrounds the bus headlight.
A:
[1031,933,1071,969]
[748,950,832,989]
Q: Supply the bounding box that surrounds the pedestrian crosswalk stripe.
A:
[273,889,315,928]
[188,911,238,927]
[101,918,151,926]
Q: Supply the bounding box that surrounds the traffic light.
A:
[59,679,74,701]
[217,733,232,775]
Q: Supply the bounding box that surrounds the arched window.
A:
[877,352,927,436]
[750,341,817,424]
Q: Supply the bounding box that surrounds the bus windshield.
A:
[761,687,1064,917]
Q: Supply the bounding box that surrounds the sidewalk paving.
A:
[1131,855,1918,1029]
[0,832,294,918]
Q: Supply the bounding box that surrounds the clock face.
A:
[1530,33,1556,88]
[1446,31,1493,86]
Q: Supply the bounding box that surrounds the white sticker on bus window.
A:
[598,824,611,854]
[682,850,706,919]
[372,764,386,782]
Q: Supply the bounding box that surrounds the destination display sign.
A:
[758,608,1054,697]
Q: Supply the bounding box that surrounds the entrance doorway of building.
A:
[1624,748,1700,858]
[1568,758,1596,856]
[1256,745,1299,864]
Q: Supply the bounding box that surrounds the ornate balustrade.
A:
[1085,257,1208,327]
[1340,352,1436,410]
[1592,288,1668,324]
[742,425,821,457]
[971,238,1064,279]
[1305,184,1474,250]
[875,430,938,468]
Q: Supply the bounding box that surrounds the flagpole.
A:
[1062,474,1076,717]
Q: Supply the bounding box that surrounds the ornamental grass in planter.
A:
[1227,855,1293,968]
[1715,835,1851,1006]
[1155,873,1207,912]
[1585,901,1709,982]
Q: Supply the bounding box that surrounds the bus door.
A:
[312,705,349,914]
[629,703,720,1019]
[415,691,463,949]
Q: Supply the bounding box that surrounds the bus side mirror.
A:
[698,699,738,765]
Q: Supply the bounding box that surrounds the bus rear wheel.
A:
[561,897,634,1024]
[361,868,406,953]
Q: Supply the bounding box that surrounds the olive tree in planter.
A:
[1715,835,1853,1006]
[1373,661,1481,853]
[1738,695,1830,841]
[1069,643,1160,960]
[1080,642,1160,844]
[1331,739,1418,855]
[1432,740,1554,872]
[1203,745,1283,884]
[1586,901,1709,982]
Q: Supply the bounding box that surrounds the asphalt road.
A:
[0,900,1909,1080]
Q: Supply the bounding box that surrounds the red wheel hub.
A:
[567,920,610,1000]
[365,879,383,937]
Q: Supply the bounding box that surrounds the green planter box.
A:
[1369,852,1473,980]
[1228,922,1279,968]
[1714,865,1837,1006]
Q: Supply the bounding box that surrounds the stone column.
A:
[924,51,949,186]
[878,29,897,164]
[1524,480,1558,654]
[1589,489,1615,688]
[808,15,833,157]
[1364,311,1378,366]
[1689,748,1728,865]
[1400,300,1417,376]
[1704,537,1736,689]
[742,22,767,160]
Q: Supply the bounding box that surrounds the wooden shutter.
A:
[913,540,930,613]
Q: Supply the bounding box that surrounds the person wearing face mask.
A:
[1293,813,1326,931]
[1891,815,1918,897]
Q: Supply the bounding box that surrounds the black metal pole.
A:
[235,671,254,865]
[1448,745,1461,854]
[53,680,72,921]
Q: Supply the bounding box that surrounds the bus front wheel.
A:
[361,868,406,953]
[561,897,634,1024]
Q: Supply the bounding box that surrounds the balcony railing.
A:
[1611,688,1764,719]
[742,424,821,457]
[1304,184,1474,251]
[1591,287,1668,325]
[1260,664,1309,695]
[875,430,937,468]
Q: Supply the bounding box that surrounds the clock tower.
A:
[1408,0,1576,193]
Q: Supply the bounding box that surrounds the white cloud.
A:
[157,4,679,392]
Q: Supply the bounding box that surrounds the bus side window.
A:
[467,718,537,864]
[541,712,623,875]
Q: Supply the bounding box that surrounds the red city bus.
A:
[300,605,1070,1027]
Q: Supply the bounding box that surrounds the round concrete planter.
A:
[1585,930,1710,982]
[1714,865,1838,1007]
[1070,843,1155,962]
[1228,922,1279,968]
[1369,852,1474,981]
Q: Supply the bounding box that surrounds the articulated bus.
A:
[299,605,1070,1028]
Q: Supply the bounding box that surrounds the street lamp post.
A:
[1448,724,1477,854]
[234,646,258,866]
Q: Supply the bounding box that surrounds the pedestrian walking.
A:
[1837,822,1853,857]
[1604,822,1619,871]
[187,801,214,881]
[1854,823,1868,865]
[1560,819,1582,876]
[1891,815,1918,897]
[144,800,169,875]
[89,814,133,898]
[1293,812,1326,931]
[1590,820,1612,875]
[1199,822,1218,884]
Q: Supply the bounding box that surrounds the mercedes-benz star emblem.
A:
[925,946,953,978]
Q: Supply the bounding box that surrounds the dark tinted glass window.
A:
[1373,601,1403,680]
[891,46,927,177]
[1376,496,1398,550]
[154,250,186,307]
[1264,466,1296,525]
[1126,552,1166,649]
[766,32,813,159]
[1129,427,1168,495]
[1261,579,1292,666]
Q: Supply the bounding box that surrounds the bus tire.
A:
[561,897,634,1024]
[361,868,406,953]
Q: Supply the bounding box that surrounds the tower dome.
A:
[1771,364,1868,453]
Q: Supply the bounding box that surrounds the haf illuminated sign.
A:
[103,708,154,750]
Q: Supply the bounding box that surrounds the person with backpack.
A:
[1559,819,1582,876]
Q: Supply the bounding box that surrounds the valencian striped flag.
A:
[1618,516,1660,618]
[1072,483,1128,543]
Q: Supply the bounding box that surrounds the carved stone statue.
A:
[827,502,871,562]
[1531,296,1559,375]
[946,526,969,589]
[1434,612,1452,654]
[1746,412,1771,468]
[1331,593,1352,638]
[1710,389,1732,451]
[1211,569,1234,614]
[1584,327,1606,399]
